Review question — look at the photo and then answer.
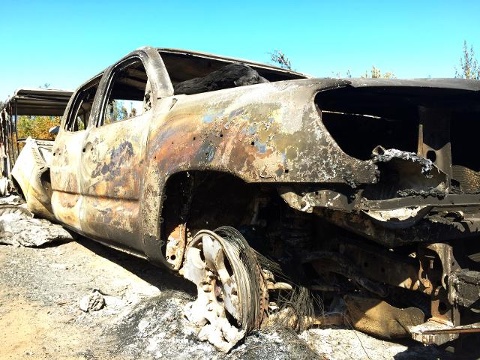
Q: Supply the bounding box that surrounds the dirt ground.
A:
[0,200,456,359]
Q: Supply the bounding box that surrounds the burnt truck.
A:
[12,47,480,351]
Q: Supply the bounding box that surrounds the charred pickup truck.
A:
[12,47,480,351]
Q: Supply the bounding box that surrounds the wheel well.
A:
[11,176,25,200]
[160,171,275,268]
[161,171,269,234]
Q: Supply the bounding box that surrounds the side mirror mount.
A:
[49,125,60,135]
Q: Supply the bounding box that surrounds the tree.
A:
[455,40,480,79]
[269,50,396,79]
[106,100,129,123]
[333,67,395,79]
[362,66,395,79]
[270,50,292,70]
[17,115,61,140]
[14,83,62,141]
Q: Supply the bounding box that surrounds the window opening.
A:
[102,59,149,125]
[65,78,100,132]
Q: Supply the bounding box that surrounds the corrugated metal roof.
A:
[3,88,73,116]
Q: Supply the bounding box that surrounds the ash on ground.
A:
[0,199,456,359]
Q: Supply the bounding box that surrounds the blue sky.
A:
[1,0,479,101]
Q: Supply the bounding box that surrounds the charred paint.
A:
[146,84,378,186]
[91,141,134,178]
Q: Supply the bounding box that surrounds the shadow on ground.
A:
[75,235,196,296]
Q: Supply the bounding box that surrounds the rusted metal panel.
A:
[11,137,55,220]
[80,114,150,201]
[449,270,480,310]
[146,80,378,185]
[51,191,82,230]
[50,131,85,194]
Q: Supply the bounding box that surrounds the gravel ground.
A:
[0,200,457,359]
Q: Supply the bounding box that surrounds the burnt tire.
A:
[181,226,267,352]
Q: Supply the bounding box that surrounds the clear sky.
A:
[1,0,479,101]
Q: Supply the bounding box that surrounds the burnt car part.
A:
[173,63,268,95]
[160,168,480,347]
[180,227,268,352]
[11,137,55,220]
[410,321,480,345]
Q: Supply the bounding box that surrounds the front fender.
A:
[11,138,55,221]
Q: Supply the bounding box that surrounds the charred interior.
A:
[160,50,305,85]
[318,91,419,160]
[317,85,480,196]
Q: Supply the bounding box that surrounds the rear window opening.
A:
[159,50,306,95]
